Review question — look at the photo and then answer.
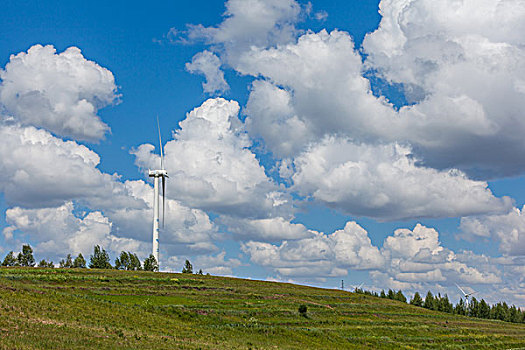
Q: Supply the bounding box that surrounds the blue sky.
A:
[1,0,524,306]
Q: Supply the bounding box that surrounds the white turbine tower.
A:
[456,283,476,306]
[149,117,168,267]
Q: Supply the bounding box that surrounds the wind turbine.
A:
[456,283,476,306]
[353,282,364,292]
[149,117,168,267]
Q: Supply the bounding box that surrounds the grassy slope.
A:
[0,268,523,349]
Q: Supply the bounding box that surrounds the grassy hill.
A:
[0,268,523,349]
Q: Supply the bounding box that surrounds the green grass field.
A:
[0,267,523,349]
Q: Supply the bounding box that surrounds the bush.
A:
[38,259,54,268]
[298,304,308,317]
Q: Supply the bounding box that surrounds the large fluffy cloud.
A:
[133,97,292,219]
[3,202,146,261]
[186,50,229,95]
[187,0,301,65]
[220,216,315,241]
[241,30,395,158]
[460,206,525,256]
[291,138,511,220]
[376,224,502,293]
[0,123,139,209]
[241,221,384,280]
[363,0,525,177]
[0,45,118,141]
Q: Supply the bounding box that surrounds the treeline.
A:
[1,244,206,275]
[0,244,159,271]
[353,287,525,324]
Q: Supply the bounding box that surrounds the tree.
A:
[115,251,141,271]
[395,290,407,303]
[423,291,435,310]
[468,297,479,318]
[114,251,130,270]
[1,251,18,267]
[440,294,453,314]
[143,254,158,272]
[182,259,193,274]
[89,245,112,269]
[197,269,203,275]
[380,290,386,298]
[38,259,54,268]
[17,244,35,267]
[454,298,467,315]
[479,299,490,319]
[73,253,86,268]
[59,254,73,268]
[410,292,423,307]
[387,289,395,300]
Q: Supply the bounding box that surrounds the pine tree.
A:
[410,292,423,307]
[479,299,490,319]
[182,259,193,274]
[143,254,158,272]
[128,253,142,271]
[454,298,467,315]
[59,254,73,268]
[387,289,395,300]
[89,245,112,269]
[395,290,407,303]
[423,291,435,310]
[114,251,130,270]
[468,297,479,318]
[38,259,54,268]
[1,251,18,267]
[17,244,35,267]
[73,253,86,268]
[380,290,386,298]
[441,294,453,314]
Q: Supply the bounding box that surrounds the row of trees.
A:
[1,244,206,275]
[1,244,159,272]
[411,291,525,324]
[354,287,525,324]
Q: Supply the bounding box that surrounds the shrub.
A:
[298,304,308,317]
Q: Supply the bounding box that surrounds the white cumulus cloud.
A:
[291,138,511,221]
[0,45,118,141]
[460,206,525,256]
[186,50,229,94]
[133,97,291,219]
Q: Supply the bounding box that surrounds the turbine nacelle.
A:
[148,169,168,177]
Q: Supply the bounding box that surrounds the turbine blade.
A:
[456,283,467,296]
[156,115,164,170]
[162,175,166,228]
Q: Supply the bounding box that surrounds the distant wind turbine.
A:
[149,117,168,267]
[456,283,476,306]
[353,282,364,292]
